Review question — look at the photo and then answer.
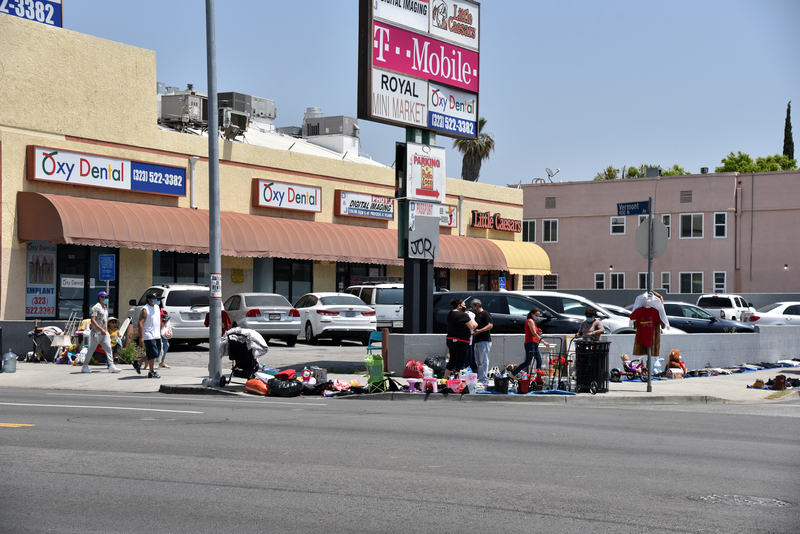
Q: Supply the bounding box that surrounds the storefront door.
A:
[56,245,87,320]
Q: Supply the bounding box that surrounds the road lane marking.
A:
[44,392,328,406]
[0,423,35,427]
[0,403,203,414]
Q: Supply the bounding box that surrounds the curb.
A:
[328,392,730,404]
[159,384,243,396]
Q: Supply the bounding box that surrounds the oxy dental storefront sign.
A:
[27,146,186,196]
[252,179,322,213]
[334,190,394,220]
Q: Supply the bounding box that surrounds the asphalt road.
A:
[1,388,797,533]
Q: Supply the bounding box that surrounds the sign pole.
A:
[647,197,653,393]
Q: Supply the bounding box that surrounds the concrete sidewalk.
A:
[2,359,799,404]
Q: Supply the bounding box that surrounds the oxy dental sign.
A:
[252,179,322,213]
[27,146,186,196]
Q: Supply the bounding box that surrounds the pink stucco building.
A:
[517,170,800,294]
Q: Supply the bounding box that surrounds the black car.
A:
[662,301,755,333]
[432,291,585,335]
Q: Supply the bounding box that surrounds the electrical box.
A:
[251,96,277,119]
[161,94,205,123]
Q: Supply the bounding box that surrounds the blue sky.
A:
[63,0,799,186]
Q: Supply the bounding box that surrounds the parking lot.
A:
[161,338,372,374]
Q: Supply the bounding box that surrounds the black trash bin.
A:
[574,340,610,394]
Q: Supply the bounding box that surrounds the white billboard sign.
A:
[252,179,322,213]
[371,69,428,128]
[429,0,480,51]
[406,142,446,203]
[335,190,395,220]
[373,0,428,32]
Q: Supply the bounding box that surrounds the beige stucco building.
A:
[518,170,800,295]
[1,15,548,321]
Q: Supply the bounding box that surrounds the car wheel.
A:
[305,323,317,345]
[361,337,369,346]
[219,375,226,388]
[285,335,297,347]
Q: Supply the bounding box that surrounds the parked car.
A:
[696,294,755,322]
[294,292,377,345]
[345,283,403,331]
[598,303,631,317]
[223,293,301,346]
[662,301,754,333]
[127,284,210,344]
[432,291,586,335]
[750,302,800,325]
[512,291,635,334]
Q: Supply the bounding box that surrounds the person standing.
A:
[82,291,121,374]
[577,307,604,341]
[445,298,478,378]
[159,308,171,369]
[471,299,493,385]
[509,308,550,378]
[134,293,162,378]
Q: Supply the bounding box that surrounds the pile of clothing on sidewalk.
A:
[242,366,395,398]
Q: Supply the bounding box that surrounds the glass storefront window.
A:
[153,251,210,284]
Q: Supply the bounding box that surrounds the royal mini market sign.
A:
[27,146,186,196]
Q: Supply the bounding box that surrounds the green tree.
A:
[452,117,495,182]
[626,165,643,178]
[593,165,620,180]
[784,101,794,160]
[661,164,688,176]
[715,151,797,173]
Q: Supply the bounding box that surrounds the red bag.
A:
[246,378,268,396]
[403,360,424,379]
[275,369,296,380]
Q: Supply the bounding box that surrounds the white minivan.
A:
[346,284,404,331]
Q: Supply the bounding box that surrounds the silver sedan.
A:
[223,293,301,346]
[751,302,800,326]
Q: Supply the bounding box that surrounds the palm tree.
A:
[452,117,495,182]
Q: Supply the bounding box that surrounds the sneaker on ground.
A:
[132,361,141,375]
[148,371,161,379]
[81,366,91,373]
[108,366,121,374]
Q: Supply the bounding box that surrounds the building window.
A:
[661,272,670,293]
[610,273,625,289]
[594,273,605,289]
[522,275,536,290]
[543,219,558,243]
[680,213,703,238]
[638,214,647,227]
[153,251,210,284]
[522,220,536,243]
[638,272,653,290]
[610,216,626,235]
[714,212,727,238]
[713,271,726,293]
[680,272,703,293]
[662,214,671,238]
[543,274,558,290]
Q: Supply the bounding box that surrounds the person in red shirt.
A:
[509,308,551,378]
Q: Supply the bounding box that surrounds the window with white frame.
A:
[522,275,536,290]
[679,272,703,293]
[610,272,625,289]
[680,213,703,238]
[543,274,558,289]
[638,214,647,226]
[638,272,654,290]
[610,216,626,235]
[714,212,727,238]
[662,214,671,238]
[661,272,670,293]
[522,220,536,243]
[543,219,558,243]
[713,271,726,292]
[595,273,605,289]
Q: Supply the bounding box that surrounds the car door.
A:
[294,295,312,328]
[783,304,800,324]
[473,294,513,333]
[224,295,241,324]
[680,305,716,333]
[663,304,691,332]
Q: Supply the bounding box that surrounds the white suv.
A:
[127,284,210,344]
[696,294,755,322]
[345,284,404,331]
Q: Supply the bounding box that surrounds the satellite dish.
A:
[546,167,554,177]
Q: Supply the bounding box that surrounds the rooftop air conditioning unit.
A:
[218,108,249,136]
[161,94,205,123]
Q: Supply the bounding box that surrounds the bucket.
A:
[3,350,18,373]
[446,379,462,392]
[492,376,510,394]
[518,378,530,394]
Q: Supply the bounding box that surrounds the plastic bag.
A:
[424,356,448,377]
[267,378,304,397]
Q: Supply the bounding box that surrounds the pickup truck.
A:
[696,294,755,322]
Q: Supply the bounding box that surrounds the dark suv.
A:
[432,291,584,335]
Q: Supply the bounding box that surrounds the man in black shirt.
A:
[471,299,493,384]
[445,298,478,377]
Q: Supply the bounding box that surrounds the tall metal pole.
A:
[646,197,653,392]
[205,0,222,386]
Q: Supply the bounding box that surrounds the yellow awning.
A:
[488,240,551,275]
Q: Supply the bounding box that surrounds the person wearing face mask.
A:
[577,307,604,341]
[508,308,550,378]
[445,298,478,378]
[82,291,121,374]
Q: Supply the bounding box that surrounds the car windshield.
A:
[245,295,291,307]
[319,295,365,306]
[375,288,403,304]
[165,290,209,307]
[757,303,782,313]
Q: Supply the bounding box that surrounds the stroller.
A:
[218,327,268,387]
